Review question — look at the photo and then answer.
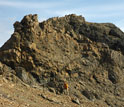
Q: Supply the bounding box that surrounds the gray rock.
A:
[15,67,35,85]
[72,98,80,105]
[82,90,94,100]
[48,87,56,93]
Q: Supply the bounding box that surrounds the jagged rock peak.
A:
[14,14,39,32]
[21,14,38,23]
[0,14,124,71]
[47,14,85,22]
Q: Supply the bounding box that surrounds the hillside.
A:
[0,14,124,107]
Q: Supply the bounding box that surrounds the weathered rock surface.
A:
[0,14,124,106]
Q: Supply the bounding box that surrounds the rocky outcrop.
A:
[0,14,124,106]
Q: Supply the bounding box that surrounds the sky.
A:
[0,0,124,47]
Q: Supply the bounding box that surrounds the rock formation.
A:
[0,14,124,106]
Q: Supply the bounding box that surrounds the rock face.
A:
[0,14,124,106]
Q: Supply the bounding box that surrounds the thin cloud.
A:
[39,17,47,22]
[54,9,123,19]
[114,19,124,32]
[54,4,124,17]
[81,4,124,12]
[0,0,63,9]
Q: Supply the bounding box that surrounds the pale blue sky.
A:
[0,0,124,46]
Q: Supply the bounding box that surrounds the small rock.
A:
[82,90,94,100]
[119,98,124,101]
[3,77,8,83]
[0,70,3,75]
[72,98,80,105]
[49,97,61,104]
[108,70,119,84]
[39,94,61,104]
[48,87,56,93]
[9,84,14,88]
